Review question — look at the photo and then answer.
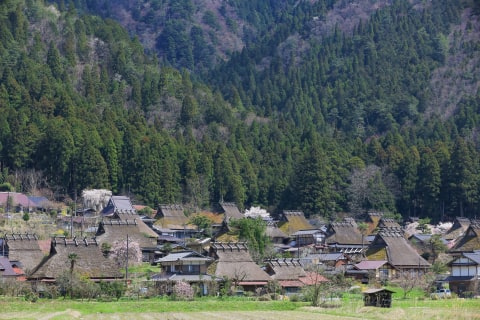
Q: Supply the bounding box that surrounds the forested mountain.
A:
[1,0,480,223]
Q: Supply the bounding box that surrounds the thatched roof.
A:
[154,204,193,229]
[366,212,383,234]
[4,234,46,273]
[325,220,363,246]
[101,196,136,217]
[96,220,157,249]
[278,211,314,235]
[266,225,288,239]
[450,222,480,253]
[444,217,471,241]
[28,237,122,281]
[265,259,306,281]
[377,218,401,229]
[366,227,430,269]
[219,202,244,223]
[209,242,270,282]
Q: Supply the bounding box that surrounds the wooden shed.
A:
[363,288,394,308]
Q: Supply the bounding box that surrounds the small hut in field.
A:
[363,288,394,308]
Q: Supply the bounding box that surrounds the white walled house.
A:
[446,252,480,297]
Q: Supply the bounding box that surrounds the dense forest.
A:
[1,0,480,222]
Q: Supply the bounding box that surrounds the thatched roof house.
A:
[366,212,383,234]
[278,211,314,235]
[325,219,364,254]
[95,219,158,262]
[219,202,244,223]
[264,258,328,294]
[366,227,430,271]
[449,222,480,255]
[209,242,270,290]
[154,204,195,231]
[444,217,472,241]
[2,234,46,273]
[377,218,401,230]
[28,237,122,282]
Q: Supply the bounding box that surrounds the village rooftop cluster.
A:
[0,191,479,299]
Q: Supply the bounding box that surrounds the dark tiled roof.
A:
[0,257,18,277]
[101,196,136,216]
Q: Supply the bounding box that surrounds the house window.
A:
[184,265,200,274]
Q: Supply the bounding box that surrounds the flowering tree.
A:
[109,239,142,268]
[172,281,194,300]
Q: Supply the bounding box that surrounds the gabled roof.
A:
[366,227,430,269]
[101,196,136,216]
[378,218,401,229]
[325,220,363,245]
[316,252,348,262]
[354,260,391,270]
[209,242,270,282]
[266,224,288,239]
[95,219,157,249]
[155,251,212,264]
[0,192,31,207]
[3,234,45,272]
[28,237,122,281]
[265,259,306,281]
[278,211,314,235]
[219,202,244,222]
[154,204,192,229]
[450,223,480,253]
[444,217,471,241]
[28,196,49,207]
[291,229,323,236]
[448,252,480,266]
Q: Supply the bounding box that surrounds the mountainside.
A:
[1,0,480,223]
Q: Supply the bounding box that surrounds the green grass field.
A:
[1,294,479,320]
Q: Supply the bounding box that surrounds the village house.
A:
[324,218,364,258]
[95,219,158,263]
[347,260,397,284]
[446,251,480,297]
[28,237,123,285]
[365,227,431,273]
[153,204,197,239]
[449,222,480,257]
[278,211,315,235]
[1,234,48,275]
[264,258,328,295]
[444,217,472,242]
[209,242,271,292]
[153,250,215,295]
